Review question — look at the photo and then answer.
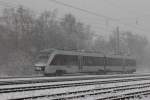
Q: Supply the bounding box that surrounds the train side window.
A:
[82,56,105,66]
[50,54,78,66]
[124,59,136,66]
[107,57,123,66]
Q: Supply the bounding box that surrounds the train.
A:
[34,49,136,76]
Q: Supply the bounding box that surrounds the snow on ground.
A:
[0,79,149,99]
[1,74,150,99]
[129,95,150,100]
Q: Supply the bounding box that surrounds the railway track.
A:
[0,73,150,86]
[0,74,150,100]
[9,81,150,100]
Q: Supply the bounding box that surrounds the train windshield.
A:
[36,53,49,63]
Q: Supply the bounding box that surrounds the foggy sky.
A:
[3,0,150,39]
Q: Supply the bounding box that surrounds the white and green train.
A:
[34,49,136,76]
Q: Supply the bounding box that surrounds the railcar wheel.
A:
[97,70,106,75]
[55,70,66,76]
[44,73,55,76]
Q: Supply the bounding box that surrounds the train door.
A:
[122,58,126,73]
[104,56,107,73]
[78,55,83,72]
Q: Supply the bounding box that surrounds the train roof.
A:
[40,48,135,59]
[40,48,56,54]
[40,48,104,56]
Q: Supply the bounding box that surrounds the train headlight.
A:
[35,66,45,71]
[34,63,46,71]
[35,67,42,71]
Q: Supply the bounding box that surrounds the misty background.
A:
[0,0,149,76]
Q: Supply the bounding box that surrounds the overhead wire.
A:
[104,0,137,16]
[0,0,121,31]
[0,0,112,36]
[48,0,117,21]
[2,0,150,34]
[1,0,115,30]
[104,0,150,22]
[48,0,150,34]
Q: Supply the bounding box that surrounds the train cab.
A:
[34,49,54,74]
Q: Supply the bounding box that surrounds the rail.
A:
[0,74,150,99]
